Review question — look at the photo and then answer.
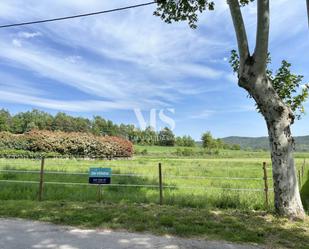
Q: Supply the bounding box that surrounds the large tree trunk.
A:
[267,117,304,217]
[241,73,305,218]
[228,0,304,217]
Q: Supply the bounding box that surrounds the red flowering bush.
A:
[0,130,133,158]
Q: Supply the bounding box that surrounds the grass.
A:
[0,157,276,209]
[0,200,308,249]
[0,146,308,248]
[301,171,309,210]
[134,145,309,159]
[0,154,308,210]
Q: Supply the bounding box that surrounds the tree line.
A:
[0,109,239,149]
[0,109,192,146]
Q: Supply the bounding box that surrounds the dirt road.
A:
[0,218,262,249]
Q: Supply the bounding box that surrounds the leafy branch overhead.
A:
[154,0,254,29]
[229,50,309,119]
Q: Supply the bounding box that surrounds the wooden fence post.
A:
[158,162,163,205]
[262,162,269,208]
[97,184,103,203]
[38,156,45,201]
[301,159,305,179]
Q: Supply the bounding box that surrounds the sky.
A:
[0,0,308,140]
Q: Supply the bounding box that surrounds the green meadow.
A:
[0,146,308,248]
[0,146,308,210]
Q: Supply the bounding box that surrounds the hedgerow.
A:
[0,130,133,158]
[0,149,62,159]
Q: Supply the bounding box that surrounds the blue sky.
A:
[0,0,308,140]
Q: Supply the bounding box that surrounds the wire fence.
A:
[0,157,307,207]
[0,169,264,180]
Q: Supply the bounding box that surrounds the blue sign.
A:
[89,168,111,184]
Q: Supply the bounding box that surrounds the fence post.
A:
[97,184,102,203]
[38,156,45,201]
[262,162,269,208]
[301,159,305,179]
[158,162,163,205]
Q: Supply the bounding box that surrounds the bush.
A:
[141,149,148,155]
[0,130,133,158]
[0,132,28,150]
[158,127,175,146]
[0,149,62,159]
[175,136,196,147]
[175,148,220,157]
[134,148,148,155]
[181,148,194,156]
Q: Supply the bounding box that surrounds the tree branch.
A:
[227,0,250,75]
[254,0,270,73]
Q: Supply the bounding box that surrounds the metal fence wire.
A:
[0,157,288,207]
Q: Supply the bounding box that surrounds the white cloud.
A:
[18,31,42,39]
[190,110,215,119]
[0,71,45,96]
[65,55,82,64]
[175,63,223,80]
[0,0,307,114]
[0,0,232,112]
[189,105,256,120]
[0,89,132,112]
[12,39,22,47]
[11,31,42,48]
[225,73,237,84]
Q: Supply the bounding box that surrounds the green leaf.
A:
[229,50,309,119]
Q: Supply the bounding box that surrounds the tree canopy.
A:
[0,109,188,147]
[230,50,309,119]
[154,0,255,29]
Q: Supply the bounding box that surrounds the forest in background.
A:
[0,109,235,149]
[2,109,308,151]
[223,136,309,152]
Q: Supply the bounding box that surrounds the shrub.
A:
[141,149,148,155]
[0,130,133,158]
[158,127,175,146]
[0,132,28,150]
[175,148,191,156]
[0,149,62,159]
[175,136,196,147]
[182,148,194,156]
[134,148,148,156]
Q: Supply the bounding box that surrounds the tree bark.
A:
[242,73,305,218]
[267,116,304,218]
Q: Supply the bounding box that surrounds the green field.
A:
[135,145,309,158]
[0,146,308,248]
[0,146,308,210]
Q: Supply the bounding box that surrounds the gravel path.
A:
[0,218,263,249]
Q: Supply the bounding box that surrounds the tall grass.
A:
[0,154,307,211]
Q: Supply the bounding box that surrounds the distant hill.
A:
[222,136,309,152]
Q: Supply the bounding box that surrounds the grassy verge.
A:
[0,200,308,249]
